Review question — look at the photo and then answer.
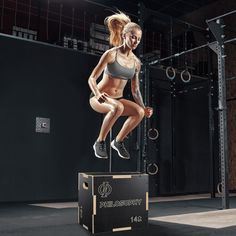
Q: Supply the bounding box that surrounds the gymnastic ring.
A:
[147,163,159,175]
[165,66,176,80]
[180,70,191,83]
[147,128,159,140]
[217,182,222,195]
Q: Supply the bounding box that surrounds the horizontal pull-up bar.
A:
[148,42,212,65]
[206,9,236,23]
[148,37,236,65]
[224,38,236,44]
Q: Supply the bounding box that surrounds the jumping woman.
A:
[88,11,153,159]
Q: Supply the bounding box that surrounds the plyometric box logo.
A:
[98,182,112,198]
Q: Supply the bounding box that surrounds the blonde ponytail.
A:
[104,11,131,46]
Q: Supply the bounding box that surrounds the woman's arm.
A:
[131,60,153,118]
[131,61,145,108]
[88,50,112,101]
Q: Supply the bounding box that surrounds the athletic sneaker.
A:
[93,141,108,159]
[111,139,130,159]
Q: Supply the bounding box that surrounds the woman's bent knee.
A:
[110,103,124,117]
[137,107,145,119]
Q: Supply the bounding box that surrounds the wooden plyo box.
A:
[78,172,149,234]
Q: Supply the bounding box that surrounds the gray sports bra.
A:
[104,50,136,80]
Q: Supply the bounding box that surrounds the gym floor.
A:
[1,194,236,236]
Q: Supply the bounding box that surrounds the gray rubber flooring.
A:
[1,196,236,236]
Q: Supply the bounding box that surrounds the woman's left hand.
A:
[144,107,153,118]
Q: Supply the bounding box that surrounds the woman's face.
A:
[124,28,142,50]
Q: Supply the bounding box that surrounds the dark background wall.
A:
[174,83,210,194]
[0,34,140,202]
[148,68,211,196]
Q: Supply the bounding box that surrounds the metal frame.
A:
[140,6,236,208]
[207,19,229,209]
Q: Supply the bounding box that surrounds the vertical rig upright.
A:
[137,2,146,172]
[207,19,229,209]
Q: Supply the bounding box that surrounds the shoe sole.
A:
[93,143,108,159]
[111,140,130,159]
